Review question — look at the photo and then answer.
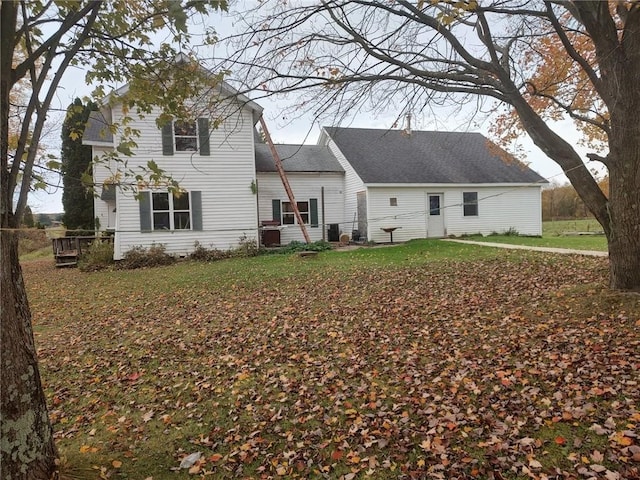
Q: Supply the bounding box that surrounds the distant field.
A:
[464,234,607,251]
[18,228,51,256]
[543,218,603,236]
[464,219,607,251]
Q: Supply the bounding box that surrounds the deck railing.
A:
[51,236,113,267]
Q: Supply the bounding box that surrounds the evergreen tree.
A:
[61,98,96,232]
[23,205,34,227]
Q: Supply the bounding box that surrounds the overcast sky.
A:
[29,5,586,214]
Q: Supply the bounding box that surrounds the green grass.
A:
[543,218,604,236]
[464,234,607,251]
[462,219,607,251]
[20,246,53,261]
[21,241,638,479]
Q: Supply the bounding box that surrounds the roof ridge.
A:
[323,126,484,136]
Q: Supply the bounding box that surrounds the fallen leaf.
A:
[555,436,566,445]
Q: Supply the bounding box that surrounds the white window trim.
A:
[174,120,198,152]
[152,191,193,230]
[281,200,310,225]
[463,191,479,217]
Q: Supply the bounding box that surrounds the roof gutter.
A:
[364,182,549,188]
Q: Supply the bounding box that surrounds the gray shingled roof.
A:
[325,127,546,184]
[83,111,113,144]
[255,144,344,173]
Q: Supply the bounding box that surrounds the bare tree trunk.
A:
[0,225,57,479]
[606,115,640,291]
[607,187,640,290]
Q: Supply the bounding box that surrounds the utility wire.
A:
[9,152,600,233]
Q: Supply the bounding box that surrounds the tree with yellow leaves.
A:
[1,1,227,477]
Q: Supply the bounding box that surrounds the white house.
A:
[320,127,547,243]
[85,83,546,259]
[254,144,345,245]
[85,82,265,260]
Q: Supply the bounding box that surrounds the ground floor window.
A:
[272,198,318,227]
[152,192,191,230]
[282,201,309,224]
[463,192,478,216]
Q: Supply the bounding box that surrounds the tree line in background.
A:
[20,210,63,228]
[542,176,609,222]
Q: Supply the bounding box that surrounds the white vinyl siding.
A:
[322,133,365,238]
[367,188,428,242]
[106,104,259,260]
[446,187,542,237]
[256,172,344,244]
[92,146,117,231]
[366,186,543,243]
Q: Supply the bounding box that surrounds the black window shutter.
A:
[310,198,318,227]
[139,191,152,232]
[198,118,210,156]
[191,191,203,231]
[161,122,174,156]
[272,199,281,223]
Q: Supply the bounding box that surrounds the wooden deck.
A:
[52,236,112,267]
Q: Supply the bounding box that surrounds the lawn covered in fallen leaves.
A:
[24,240,639,479]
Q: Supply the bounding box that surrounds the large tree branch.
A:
[12,1,101,85]
[569,1,622,94]
[544,2,608,104]
[13,0,54,42]
[390,0,501,74]
[508,92,610,231]
[528,84,610,138]
[14,4,101,221]
[316,3,506,98]
[10,19,59,188]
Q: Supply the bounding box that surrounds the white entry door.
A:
[427,194,445,237]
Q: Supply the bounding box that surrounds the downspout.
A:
[321,186,326,242]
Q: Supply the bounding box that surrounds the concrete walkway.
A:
[443,239,608,257]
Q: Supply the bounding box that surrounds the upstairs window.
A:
[161,118,210,156]
[463,192,479,216]
[174,120,197,152]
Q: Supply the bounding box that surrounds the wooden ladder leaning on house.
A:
[259,117,312,244]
